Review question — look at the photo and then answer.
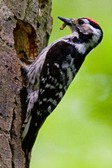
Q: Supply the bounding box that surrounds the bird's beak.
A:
[58,16,77,33]
[58,16,72,25]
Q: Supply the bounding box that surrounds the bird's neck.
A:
[68,32,93,55]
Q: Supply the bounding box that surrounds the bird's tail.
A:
[22,109,47,154]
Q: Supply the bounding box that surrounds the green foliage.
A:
[31,0,112,167]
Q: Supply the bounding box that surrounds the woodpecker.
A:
[22,16,103,153]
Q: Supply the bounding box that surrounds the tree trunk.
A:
[0,0,52,167]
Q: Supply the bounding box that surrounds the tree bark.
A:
[0,0,52,167]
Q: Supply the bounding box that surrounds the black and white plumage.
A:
[22,17,103,153]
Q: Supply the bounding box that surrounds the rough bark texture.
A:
[0,0,52,167]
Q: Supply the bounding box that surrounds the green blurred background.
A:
[31,0,112,167]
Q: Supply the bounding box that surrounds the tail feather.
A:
[22,109,47,154]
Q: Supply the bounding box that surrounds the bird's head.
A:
[58,16,103,47]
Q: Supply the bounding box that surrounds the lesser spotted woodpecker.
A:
[22,16,103,153]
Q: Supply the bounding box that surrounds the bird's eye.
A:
[78,19,84,25]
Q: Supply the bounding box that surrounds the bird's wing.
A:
[22,40,76,153]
